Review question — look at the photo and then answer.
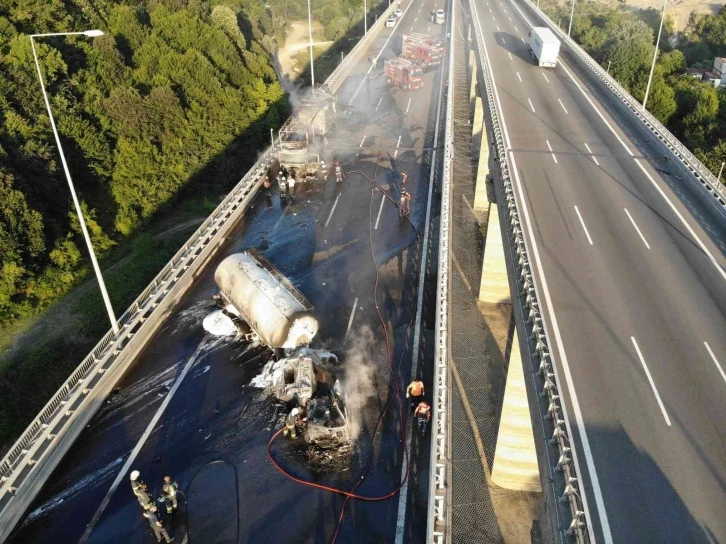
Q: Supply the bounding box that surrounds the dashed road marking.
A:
[632,337,671,426]
[704,342,726,386]
[574,205,593,245]
[558,98,568,114]
[546,139,557,164]
[528,98,535,112]
[584,142,599,166]
[624,208,651,249]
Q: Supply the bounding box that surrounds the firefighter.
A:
[144,504,174,543]
[130,471,153,511]
[414,401,431,436]
[279,174,287,202]
[284,408,300,439]
[399,189,411,218]
[335,162,342,183]
[263,175,272,197]
[160,475,179,514]
[288,170,297,202]
[406,380,425,413]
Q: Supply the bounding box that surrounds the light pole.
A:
[30,30,120,335]
[567,0,576,37]
[643,0,667,111]
[307,0,315,87]
[607,60,611,74]
[364,0,368,35]
[718,161,725,183]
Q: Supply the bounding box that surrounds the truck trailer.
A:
[402,33,445,68]
[384,58,424,90]
[528,27,560,68]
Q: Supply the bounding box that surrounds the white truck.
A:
[528,27,560,68]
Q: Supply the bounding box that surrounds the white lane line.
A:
[574,205,593,245]
[410,24,414,31]
[516,71,522,82]
[557,60,726,282]
[500,35,506,44]
[508,16,512,20]
[489,7,492,11]
[514,25,519,32]
[360,135,366,147]
[415,16,418,21]
[521,37,526,43]
[79,341,212,543]
[508,52,513,60]
[394,149,399,158]
[545,139,558,164]
[542,73,549,83]
[376,96,383,111]
[396,134,402,148]
[428,25,430,31]
[558,98,568,114]
[584,142,599,166]
[631,337,672,426]
[374,192,386,229]
[348,0,415,105]
[497,24,500,31]
[527,98,535,112]
[325,193,341,227]
[344,297,359,340]
[471,1,607,540]
[624,208,651,249]
[493,16,496,21]
[704,342,726,386]
[406,97,412,113]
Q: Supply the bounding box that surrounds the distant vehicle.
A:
[402,33,446,68]
[385,16,396,27]
[384,58,424,90]
[528,26,560,67]
[431,9,445,24]
[394,9,403,17]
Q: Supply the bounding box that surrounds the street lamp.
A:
[718,161,725,183]
[567,0,576,37]
[643,0,667,111]
[307,0,315,87]
[364,0,368,35]
[30,29,120,335]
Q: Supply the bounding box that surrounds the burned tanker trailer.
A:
[202,249,319,349]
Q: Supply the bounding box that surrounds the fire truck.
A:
[384,58,424,90]
[402,33,446,68]
[277,87,335,180]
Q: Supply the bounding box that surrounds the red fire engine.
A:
[384,58,424,90]
[402,33,446,68]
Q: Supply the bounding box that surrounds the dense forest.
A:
[540,0,726,176]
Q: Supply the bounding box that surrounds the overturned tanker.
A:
[203,249,319,348]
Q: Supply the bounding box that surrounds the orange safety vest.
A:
[415,402,431,419]
[408,381,424,396]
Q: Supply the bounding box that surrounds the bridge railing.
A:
[521,0,726,217]
[0,6,396,539]
[468,0,591,541]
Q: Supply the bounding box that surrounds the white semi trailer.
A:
[203,249,319,348]
[528,27,560,68]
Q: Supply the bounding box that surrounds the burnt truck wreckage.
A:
[252,350,353,462]
[202,249,319,349]
[275,86,336,180]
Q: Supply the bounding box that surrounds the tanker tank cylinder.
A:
[210,249,319,349]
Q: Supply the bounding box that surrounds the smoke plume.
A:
[343,325,377,441]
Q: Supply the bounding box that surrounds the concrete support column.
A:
[478,203,510,304]
[471,96,483,158]
[491,329,542,492]
[473,127,490,210]
[469,52,477,114]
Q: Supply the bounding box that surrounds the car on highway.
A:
[385,16,396,27]
[394,9,403,17]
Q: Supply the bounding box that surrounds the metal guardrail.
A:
[468,0,590,541]
[426,0,455,541]
[0,13,397,539]
[520,0,726,215]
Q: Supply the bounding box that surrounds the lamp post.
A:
[567,0,576,37]
[30,30,119,335]
[364,0,368,34]
[307,0,315,87]
[718,161,725,183]
[643,0,667,111]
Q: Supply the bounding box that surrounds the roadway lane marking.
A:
[497,24,500,31]
[376,96,383,111]
[78,340,214,543]
[631,337,672,426]
[514,25,519,32]
[508,52,513,60]
[704,342,726,386]
[558,98,568,114]
[471,1,608,540]
[574,205,593,245]
[325,193,341,227]
[396,134,402,148]
[546,140,557,164]
[360,135,367,147]
[509,16,512,21]
[428,25,430,31]
[348,0,416,105]
[394,149,399,158]
[415,16,418,21]
[493,16,496,21]
[527,98,535,112]
[557,60,726,282]
[406,97,412,113]
[584,142,599,165]
[542,73,549,83]
[516,71,522,82]
[500,35,505,44]
[410,24,414,31]
[374,191,386,229]
[344,297,359,340]
[624,208,651,249]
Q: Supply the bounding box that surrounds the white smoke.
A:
[343,325,377,441]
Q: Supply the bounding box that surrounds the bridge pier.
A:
[478,202,510,304]
[491,328,542,492]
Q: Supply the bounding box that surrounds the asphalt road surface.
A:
[469,0,726,541]
[8,2,447,542]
